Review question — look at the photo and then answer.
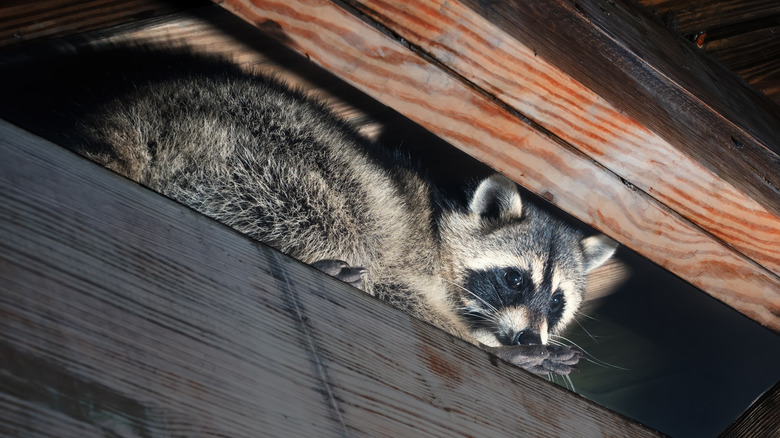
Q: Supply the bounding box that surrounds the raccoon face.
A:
[440,175,617,348]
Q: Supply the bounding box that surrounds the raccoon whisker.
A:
[547,338,566,347]
[486,284,513,332]
[455,303,503,329]
[552,373,570,393]
[549,334,593,355]
[563,374,576,392]
[549,334,629,371]
[576,312,601,322]
[548,334,583,350]
[581,355,629,371]
[455,304,497,318]
[492,288,507,310]
[547,373,572,392]
[443,279,500,315]
[459,309,499,324]
[447,279,504,315]
[572,316,598,343]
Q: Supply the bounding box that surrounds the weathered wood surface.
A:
[0,120,663,437]
[641,0,780,32]
[638,0,780,105]
[0,4,390,139]
[457,0,780,213]
[720,381,780,438]
[0,0,203,47]
[0,1,776,325]
[341,0,780,277]
[211,0,780,328]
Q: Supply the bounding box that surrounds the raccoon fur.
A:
[0,46,617,375]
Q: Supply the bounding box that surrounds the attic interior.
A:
[0,1,778,437]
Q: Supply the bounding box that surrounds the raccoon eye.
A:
[549,292,565,314]
[503,268,524,290]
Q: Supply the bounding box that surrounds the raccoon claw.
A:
[489,344,583,376]
[311,259,367,288]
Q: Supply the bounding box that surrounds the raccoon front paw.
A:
[489,344,583,376]
[311,259,367,289]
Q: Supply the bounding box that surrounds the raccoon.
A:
[0,46,616,375]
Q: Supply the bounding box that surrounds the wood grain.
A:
[341,0,780,281]
[638,0,780,106]
[460,0,780,218]
[641,0,780,32]
[720,381,780,438]
[1,0,776,325]
[0,120,663,437]
[212,0,780,328]
[0,5,389,139]
[0,0,205,48]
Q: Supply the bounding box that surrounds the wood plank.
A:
[1,0,776,325]
[705,25,780,99]
[720,381,780,438]
[638,0,780,106]
[0,5,390,139]
[638,0,780,34]
[0,120,663,437]
[0,0,204,47]
[336,0,780,287]
[212,0,780,328]
[460,0,780,218]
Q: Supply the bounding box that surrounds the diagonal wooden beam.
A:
[0,0,202,47]
[485,0,780,205]
[212,0,779,328]
[0,119,663,437]
[341,0,780,276]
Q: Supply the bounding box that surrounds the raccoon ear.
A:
[469,174,523,219]
[581,235,618,272]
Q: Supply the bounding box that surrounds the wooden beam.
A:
[721,381,780,438]
[637,0,780,106]
[0,120,662,437]
[339,0,780,276]
[639,0,780,34]
[464,0,780,212]
[0,0,204,47]
[212,0,780,328]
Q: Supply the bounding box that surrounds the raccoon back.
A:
[1,48,441,292]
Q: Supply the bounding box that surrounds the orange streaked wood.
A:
[214,0,780,329]
[345,0,780,277]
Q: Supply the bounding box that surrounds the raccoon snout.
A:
[511,330,543,345]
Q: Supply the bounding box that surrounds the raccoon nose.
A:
[513,330,542,345]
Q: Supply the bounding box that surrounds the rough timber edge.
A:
[337,0,780,279]
[212,0,780,329]
[0,119,663,436]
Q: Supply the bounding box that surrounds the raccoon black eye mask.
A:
[3,47,616,376]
